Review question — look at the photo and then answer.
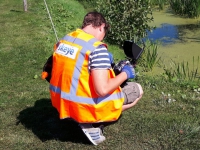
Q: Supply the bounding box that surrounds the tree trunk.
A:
[23,0,27,11]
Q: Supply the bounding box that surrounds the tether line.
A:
[43,0,59,42]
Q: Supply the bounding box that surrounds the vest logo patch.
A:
[55,43,78,59]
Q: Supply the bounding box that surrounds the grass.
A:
[0,0,200,149]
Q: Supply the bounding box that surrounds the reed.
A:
[150,0,167,10]
[138,40,161,71]
[169,0,200,18]
[164,56,200,82]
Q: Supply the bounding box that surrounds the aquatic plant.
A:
[150,0,168,10]
[164,56,200,82]
[137,40,161,71]
[169,0,200,18]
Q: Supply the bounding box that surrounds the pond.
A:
[146,9,200,74]
[147,23,200,44]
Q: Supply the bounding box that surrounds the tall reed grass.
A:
[164,56,200,82]
[169,0,200,18]
[138,40,161,72]
[150,0,167,10]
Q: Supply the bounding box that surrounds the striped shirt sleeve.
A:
[89,45,112,71]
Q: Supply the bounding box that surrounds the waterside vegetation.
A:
[150,0,200,18]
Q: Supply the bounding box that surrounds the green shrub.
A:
[95,0,154,45]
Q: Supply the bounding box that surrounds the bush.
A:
[95,0,154,45]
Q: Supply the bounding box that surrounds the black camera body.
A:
[113,60,132,76]
[112,40,144,87]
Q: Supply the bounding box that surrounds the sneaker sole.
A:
[81,128,98,145]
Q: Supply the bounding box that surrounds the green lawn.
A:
[0,0,200,149]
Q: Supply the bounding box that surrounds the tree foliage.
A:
[96,0,154,45]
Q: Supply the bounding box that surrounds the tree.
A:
[96,0,154,45]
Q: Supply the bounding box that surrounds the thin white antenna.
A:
[43,0,59,42]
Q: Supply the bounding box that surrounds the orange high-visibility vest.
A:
[50,29,124,123]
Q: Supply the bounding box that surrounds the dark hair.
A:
[81,12,110,33]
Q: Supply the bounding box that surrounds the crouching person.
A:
[48,12,143,145]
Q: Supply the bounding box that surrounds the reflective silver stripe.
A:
[61,35,75,43]
[62,34,99,95]
[50,84,61,93]
[50,84,124,104]
[62,35,97,52]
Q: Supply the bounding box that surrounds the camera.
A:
[112,40,144,87]
[113,60,132,76]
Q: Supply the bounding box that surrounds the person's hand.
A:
[122,64,135,79]
[108,52,114,64]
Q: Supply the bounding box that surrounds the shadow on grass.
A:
[10,10,23,13]
[16,98,89,144]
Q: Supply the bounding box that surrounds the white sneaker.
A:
[79,123,106,145]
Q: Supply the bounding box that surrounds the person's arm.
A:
[89,45,126,96]
[89,45,135,96]
[91,69,127,96]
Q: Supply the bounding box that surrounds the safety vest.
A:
[50,29,124,123]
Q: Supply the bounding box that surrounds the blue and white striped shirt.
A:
[89,45,112,71]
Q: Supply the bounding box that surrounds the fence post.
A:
[23,0,27,11]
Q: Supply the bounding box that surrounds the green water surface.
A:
[149,9,200,74]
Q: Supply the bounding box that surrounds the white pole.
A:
[23,0,27,11]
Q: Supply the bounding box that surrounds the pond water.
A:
[146,9,200,74]
[147,23,200,44]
